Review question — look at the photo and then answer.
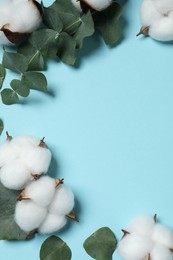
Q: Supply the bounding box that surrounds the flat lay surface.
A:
[1,0,173,259]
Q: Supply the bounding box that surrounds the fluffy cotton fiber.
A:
[118,214,173,260]
[22,145,52,174]
[0,0,42,45]
[23,176,56,207]
[140,0,173,41]
[71,0,112,11]
[0,135,52,190]
[48,185,75,215]
[0,141,17,167]
[38,214,67,234]
[0,159,31,190]
[15,200,47,232]
[152,223,173,249]
[117,233,152,260]
[150,244,173,260]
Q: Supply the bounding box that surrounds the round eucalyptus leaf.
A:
[83,227,117,260]
[40,236,72,260]
[11,79,30,97]
[1,88,19,105]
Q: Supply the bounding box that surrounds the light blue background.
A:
[1,0,173,259]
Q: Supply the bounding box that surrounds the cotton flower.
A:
[150,244,173,260]
[0,134,52,189]
[118,214,173,260]
[152,223,173,249]
[18,176,62,207]
[15,200,47,232]
[71,0,112,12]
[48,185,75,216]
[138,0,173,41]
[117,233,152,260]
[38,214,67,234]
[0,0,42,45]
[125,214,155,237]
[11,135,52,176]
[0,159,31,190]
[0,138,16,167]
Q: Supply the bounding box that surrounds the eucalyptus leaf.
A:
[0,119,3,135]
[83,227,117,260]
[45,0,81,33]
[2,51,28,73]
[29,29,59,58]
[93,3,122,45]
[0,182,26,240]
[11,79,30,97]
[73,11,95,48]
[40,236,72,260]
[43,7,63,32]
[57,32,76,65]
[0,64,5,89]
[22,71,47,92]
[18,43,45,71]
[1,88,19,105]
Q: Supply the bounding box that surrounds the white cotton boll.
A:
[9,0,42,33]
[38,214,67,234]
[10,136,40,157]
[125,214,155,237]
[0,159,31,190]
[84,0,112,11]
[140,0,162,27]
[0,3,12,25]
[150,244,173,260]
[154,0,173,15]
[152,223,173,248]
[149,15,173,41]
[117,233,152,260]
[22,145,52,174]
[15,200,47,232]
[71,0,82,11]
[0,141,17,167]
[48,185,74,216]
[24,176,56,207]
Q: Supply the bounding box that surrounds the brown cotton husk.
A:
[17,190,30,201]
[39,137,48,149]
[6,131,12,142]
[121,229,130,239]
[66,210,79,222]
[55,178,64,188]
[136,26,149,37]
[1,25,30,45]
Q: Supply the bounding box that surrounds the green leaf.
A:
[43,7,63,32]
[0,182,26,240]
[57,32,76,65]
[93,3,122,45]
[22,71,47,92]
[1,88,19,105]
[73,11,95,48]
[2,51,28,73]
[11,79,30,97]
[83,227,117,260]
[44,0,81,34]
[29,29,60,58]
[0,64,5,89]
[0,119,4,135]
[18,43,45,71]
[40,236,72,260]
